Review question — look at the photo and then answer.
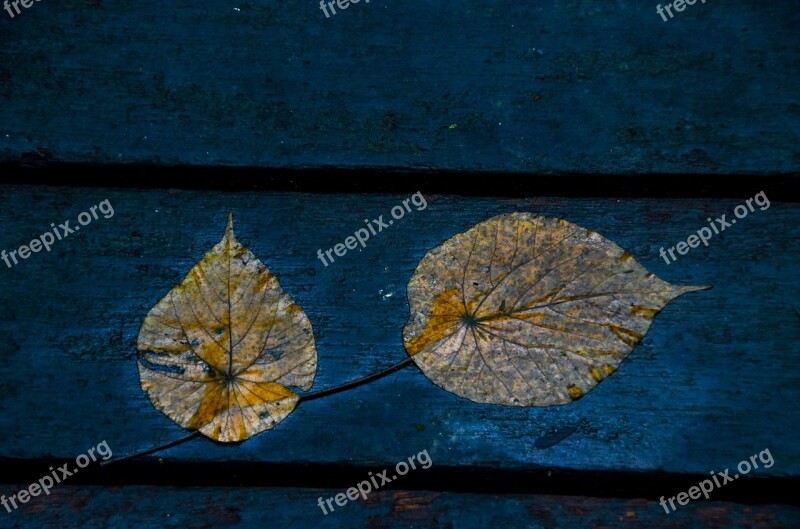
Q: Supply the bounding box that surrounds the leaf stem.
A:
[298,356,415,403]
[100,431,201,467]
[101,356,416,465]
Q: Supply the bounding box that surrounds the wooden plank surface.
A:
[3,486,800,529]
[0,185,797,480]
[1,1,798,173]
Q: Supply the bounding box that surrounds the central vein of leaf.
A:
[459,313,479,329]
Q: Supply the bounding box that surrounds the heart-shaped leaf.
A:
[403,212,706,406]
[137,214,317,442]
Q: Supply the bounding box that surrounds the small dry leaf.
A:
[403,212,706,406]
[137,214,316,442]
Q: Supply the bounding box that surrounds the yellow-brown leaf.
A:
[137,214,317,442]
[402,212,706,406]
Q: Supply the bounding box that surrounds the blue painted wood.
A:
[0,1,798,173]
[0,186,797,480]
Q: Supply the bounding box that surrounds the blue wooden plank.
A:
[0,186,798,478]
[0,1,798,172]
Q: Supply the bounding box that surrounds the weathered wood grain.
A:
[0,1,798,173]
[0,186,796,480]
[4,486,799,529]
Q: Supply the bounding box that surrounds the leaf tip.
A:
[223,212,237,243]
[676,284,712,295]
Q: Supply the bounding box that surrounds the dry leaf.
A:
[403,212,706,406]
[137,214,317,442]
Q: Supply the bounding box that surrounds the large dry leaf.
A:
[403,212,706,406]
[137,215,317,442]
